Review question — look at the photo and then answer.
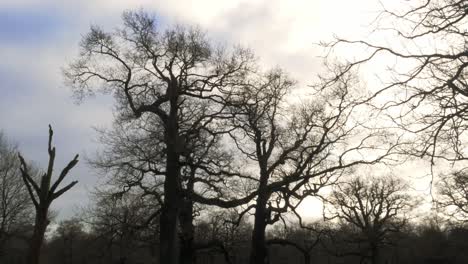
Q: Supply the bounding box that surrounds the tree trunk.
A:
[370,244,379,264]
[160,150,181,264]
[0,218,7,257]
[160,99,182,264]
[27,208,49,264]
[249,188,269,264]
[179,193,195,264]
[0,231,6,257]
[304,252,310,264]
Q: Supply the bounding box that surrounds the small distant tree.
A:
[437,169,468,223]
[325,176,415,264]
[53,218,86,264]
[18,125,79,264]
[411,216,454,264]
[0,132,33,256]
[194,210,252,264]
[84,189,159,264]
[267,224,324,264]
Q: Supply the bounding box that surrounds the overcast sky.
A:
[2,0,424,220]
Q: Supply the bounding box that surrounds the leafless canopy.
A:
[0,132,33,254]
[64,10,258,264]
[324,175,415,263]
[324,0,468,164]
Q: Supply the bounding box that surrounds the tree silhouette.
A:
[18,125,79,264]
[217,67,396,264]
[267,225,323,264]
[84,188,160,264]
[89,105,239,264]
[437,169,468,223]
[0,132,33,257]
[64,10,256,264]
[324,176,415,264]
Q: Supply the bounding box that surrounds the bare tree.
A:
[195,210,252,264]
[214,66,396,264]
[324,176,415,264]
[84,189,159,264]
[267,224,324,264]
[0,132,33,256]
[65,10,255,264]
[53,218,86,264]
[89,102,239,264]
[437,169,468,223]
[18,125,79,264]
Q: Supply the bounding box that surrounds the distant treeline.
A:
[2,213,468,264]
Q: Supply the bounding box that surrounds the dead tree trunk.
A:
[28,207,49,264]
[18,125,79,264]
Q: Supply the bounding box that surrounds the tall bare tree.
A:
[18,125,79,264]
[65,10,255,264]
[324,176,415,264]
[0,132,33,256]
[216,66,396,264]
[89,96,242,264]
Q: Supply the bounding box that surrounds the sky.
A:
[0,0,431,220]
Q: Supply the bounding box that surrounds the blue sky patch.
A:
[0,8,67,44]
